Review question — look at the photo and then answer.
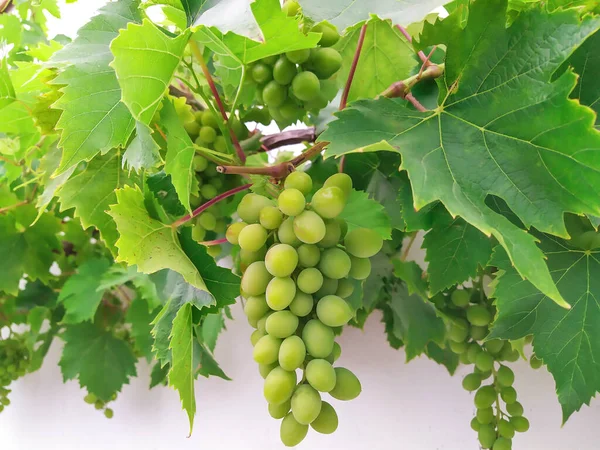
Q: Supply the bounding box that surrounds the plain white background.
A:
[2,1,600,449]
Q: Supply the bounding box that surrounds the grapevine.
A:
[0,0,599,448]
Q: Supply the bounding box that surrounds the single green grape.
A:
[280,412,308,447]
[253,335,282,365]
[297,267,324,294]
[200,110,220,128]
[213,135,227,153]
[263,80,287,107]
[279,100,301,122]
[238,223,268,252]
[209,177,223,189]
[331,342,341,361]
[324,173,352,198]
[266,277,297,310]
[451,289,470,307]
[530,355,543,369]
[289,291,313,317]
[467,305,493,326]
[484,339,504,355]
[498,419,515,439]
[264,367,297,405]
[335,279,354,298]
[297,244,320,267]
[448,319,470,342]
[251,62,273,84]
[478,424,496,449]
[467,343,483,364]
[462,373,482,392]
[474,385,497,409]
[279,336,306,371]
[311,48,343,79]
[278,217,302,247]
[449,340,468,354]
[501,386,517,404]
[244,295,270,323]
[94,400,104,410]
[238,194,274,224]
[316,295,353,327]
[281,0,300,16]
[319,219,342,248]
[344,227,383,258]
[241,261,272,296]
[251,329,266,346]
[329,367,361,401]
[286,48,310,64]
[499,345,520,363]
[278,188,306,216]
[84,393,97,404]
[291,71,321,102]
[310,401,338,434]
[311,186,345,219]
[184,120,200,137]
[198,212,216,231]
[302,319,334,358]
[315,277,338,298]
[265,244,299,278]
[104,408,114,419]
[471,417,481,431]
[293,210,326,244]
[198,126,217,144]
[200,184,217,200]
[306,358,336,392]
[496,365,515,387]
[273,56,297,85]
[349,256,371,280]
[261,55,278,66]
[257,313,271,333]
[470,325,488,341]
[240,247,267,268]
[506,401,523,417]
[492,437,512,450]
[284,171,313,195]
[475,352,495,372]
[477,407,494,425]
[269,399,291,419]
[319,248,351,279]
[266,311,299,338]
[260,206,284,230]
[312,22,340,47]
[291,384,322,425]
[193,155,208,172]
[510,416,529,432]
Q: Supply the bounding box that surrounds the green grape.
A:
[95,400,104,410]
[226,218,244,242]
[284,171,313,195]
[475,368,493,380]
[306,358,336,392]
[449,340,468,354]
[496,365,515,387]
[291,71,321,101]
[261,55,278,65]
[273,56,297,85]
[209,177,223,189]
[280,412,308,447]
[244,295,270,322]
[263,80,287,107]
[324,173,352,198]
[84,393,97,404]
[529,355,542,369]
[281,0,300,16]
[484,339,504,355]
[506,401,523,417]
[492,437,512,450]
[279,100,301,121]
[312,22,340,47]
[238,223,268,252]
[289,291,313,317]
[331,342,341,361]
[104,408,114,419]
[200,110,220,128]
[311,186,345,219]
[266,277,297,310]
[251,62,273,84]
[286,48,310,64]
[448,319,470,342]
[498,419,515,439]
[467,343,483,364]
[317,295,353,327]
[501,386,517,404]
[193,155,208,172]
[268,105,285,123]
[478,424,496,449]
[462,373,482,392]
[240,247,267,267]
[310,401,338,434]
[237,194,273,223]
[293,210,326,244]
[499,345,520,363]
[302,319,334,358]
[279,336,306,371]
[291,384,322,425]
[269,399,291,419]
[205,164,218,177]
[256,314,270,333]
[184,120,200,137]
[266,311,299,338]
[260,206,284,230]
[297,244,320,267]
[319,219,342,248]
[335,279,354,298]
[510,416,529,433]
[467,305,493,326]
[198,126,217,144]
[344,227,383,258]
[242,261,272,296]
[213,135,227,153]
[470,325,488,341]
[476,407,494,425]
[278,188,306,216]
[470,417,481,431]
[319,248,351,279]
[474,385,497,409]
[253,335,282,364]
[349,256,371,280]
[315,277,338,298]
[311,48,343,79]
[329,367,361,401]
[264,367,297,405]
[198,212,216,231]
[265,244,299,277]
[278,217,302,247]
[297,268,324,294]
[251,329,266,346]
[475,352,495,372]
[259,362,278,379]
[451,289,470,307]
[200,184,218,200]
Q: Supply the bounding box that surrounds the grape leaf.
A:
[338,189,391,239]
[57,152,134,253]
[160,99,196,213]
[58,258,111,324]
[298,0,447,31]
[0,58,15,110]
[322,0,600,307]
[123,121,162,172]
[150,362,170,388]
[425,342,459,375]
[362,253,394,311]
[393,259,428,300]
[198,312,225,353]
[169,302,196,434]
[146,171,186,217]
[180,0,209,26]
[489,236,600,421]
[50,0,140,175]
[60,323,137,401]
[334,17,417,103]
[35,145,75,218]
[423,211,493,294]
[110,19,191,125]
[194,339,230,380]
[126,297,158,362]
[365,166,404,231]
[396,171,437,232]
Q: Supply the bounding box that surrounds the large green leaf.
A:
[50,0,140,175]
[489,237,600,421]
[321,0,600,307]
[338,189,391,239]
[123,121,162,172]
[110,19,190,125]
[0,58,15,110]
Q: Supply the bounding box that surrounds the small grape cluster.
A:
[83,392,116,418]
[432,289,529,450]
[248,7,342,125]
[226,172,382,447]
[0,336,30,412]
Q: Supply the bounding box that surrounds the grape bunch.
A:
[0,336,30,413]
[226,172,383,446]
[83,392,116,418]
[432,289,528,450]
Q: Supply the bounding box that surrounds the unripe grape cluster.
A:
[227,172,383,446]
[0,336,30,413]
[83,392,116,418]
[432,289,528,450]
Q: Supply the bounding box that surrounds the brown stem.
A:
[260,127,316,150]
[290,141,328,167]
[169,85,204,111]
[405,93,427,112]
[200,238,227,246]
[340,24,368,111]
[395,24,430,65]
[171,183,252,228]
[400,233,418,261]
[0,0,13,13]
[418,46,437,79]
[0,155,22,167]
[0,200,28,215]
[380,64,444,99]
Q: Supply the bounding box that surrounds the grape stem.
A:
[171,183,252,228]
[168,84,204,111]
[199,238,228,246]
[0,200,28,215]
[188,40,247,164]
[380,63,444,100]
[395,24,432,65]
[400,233,418,261]
[259,127,317,150]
